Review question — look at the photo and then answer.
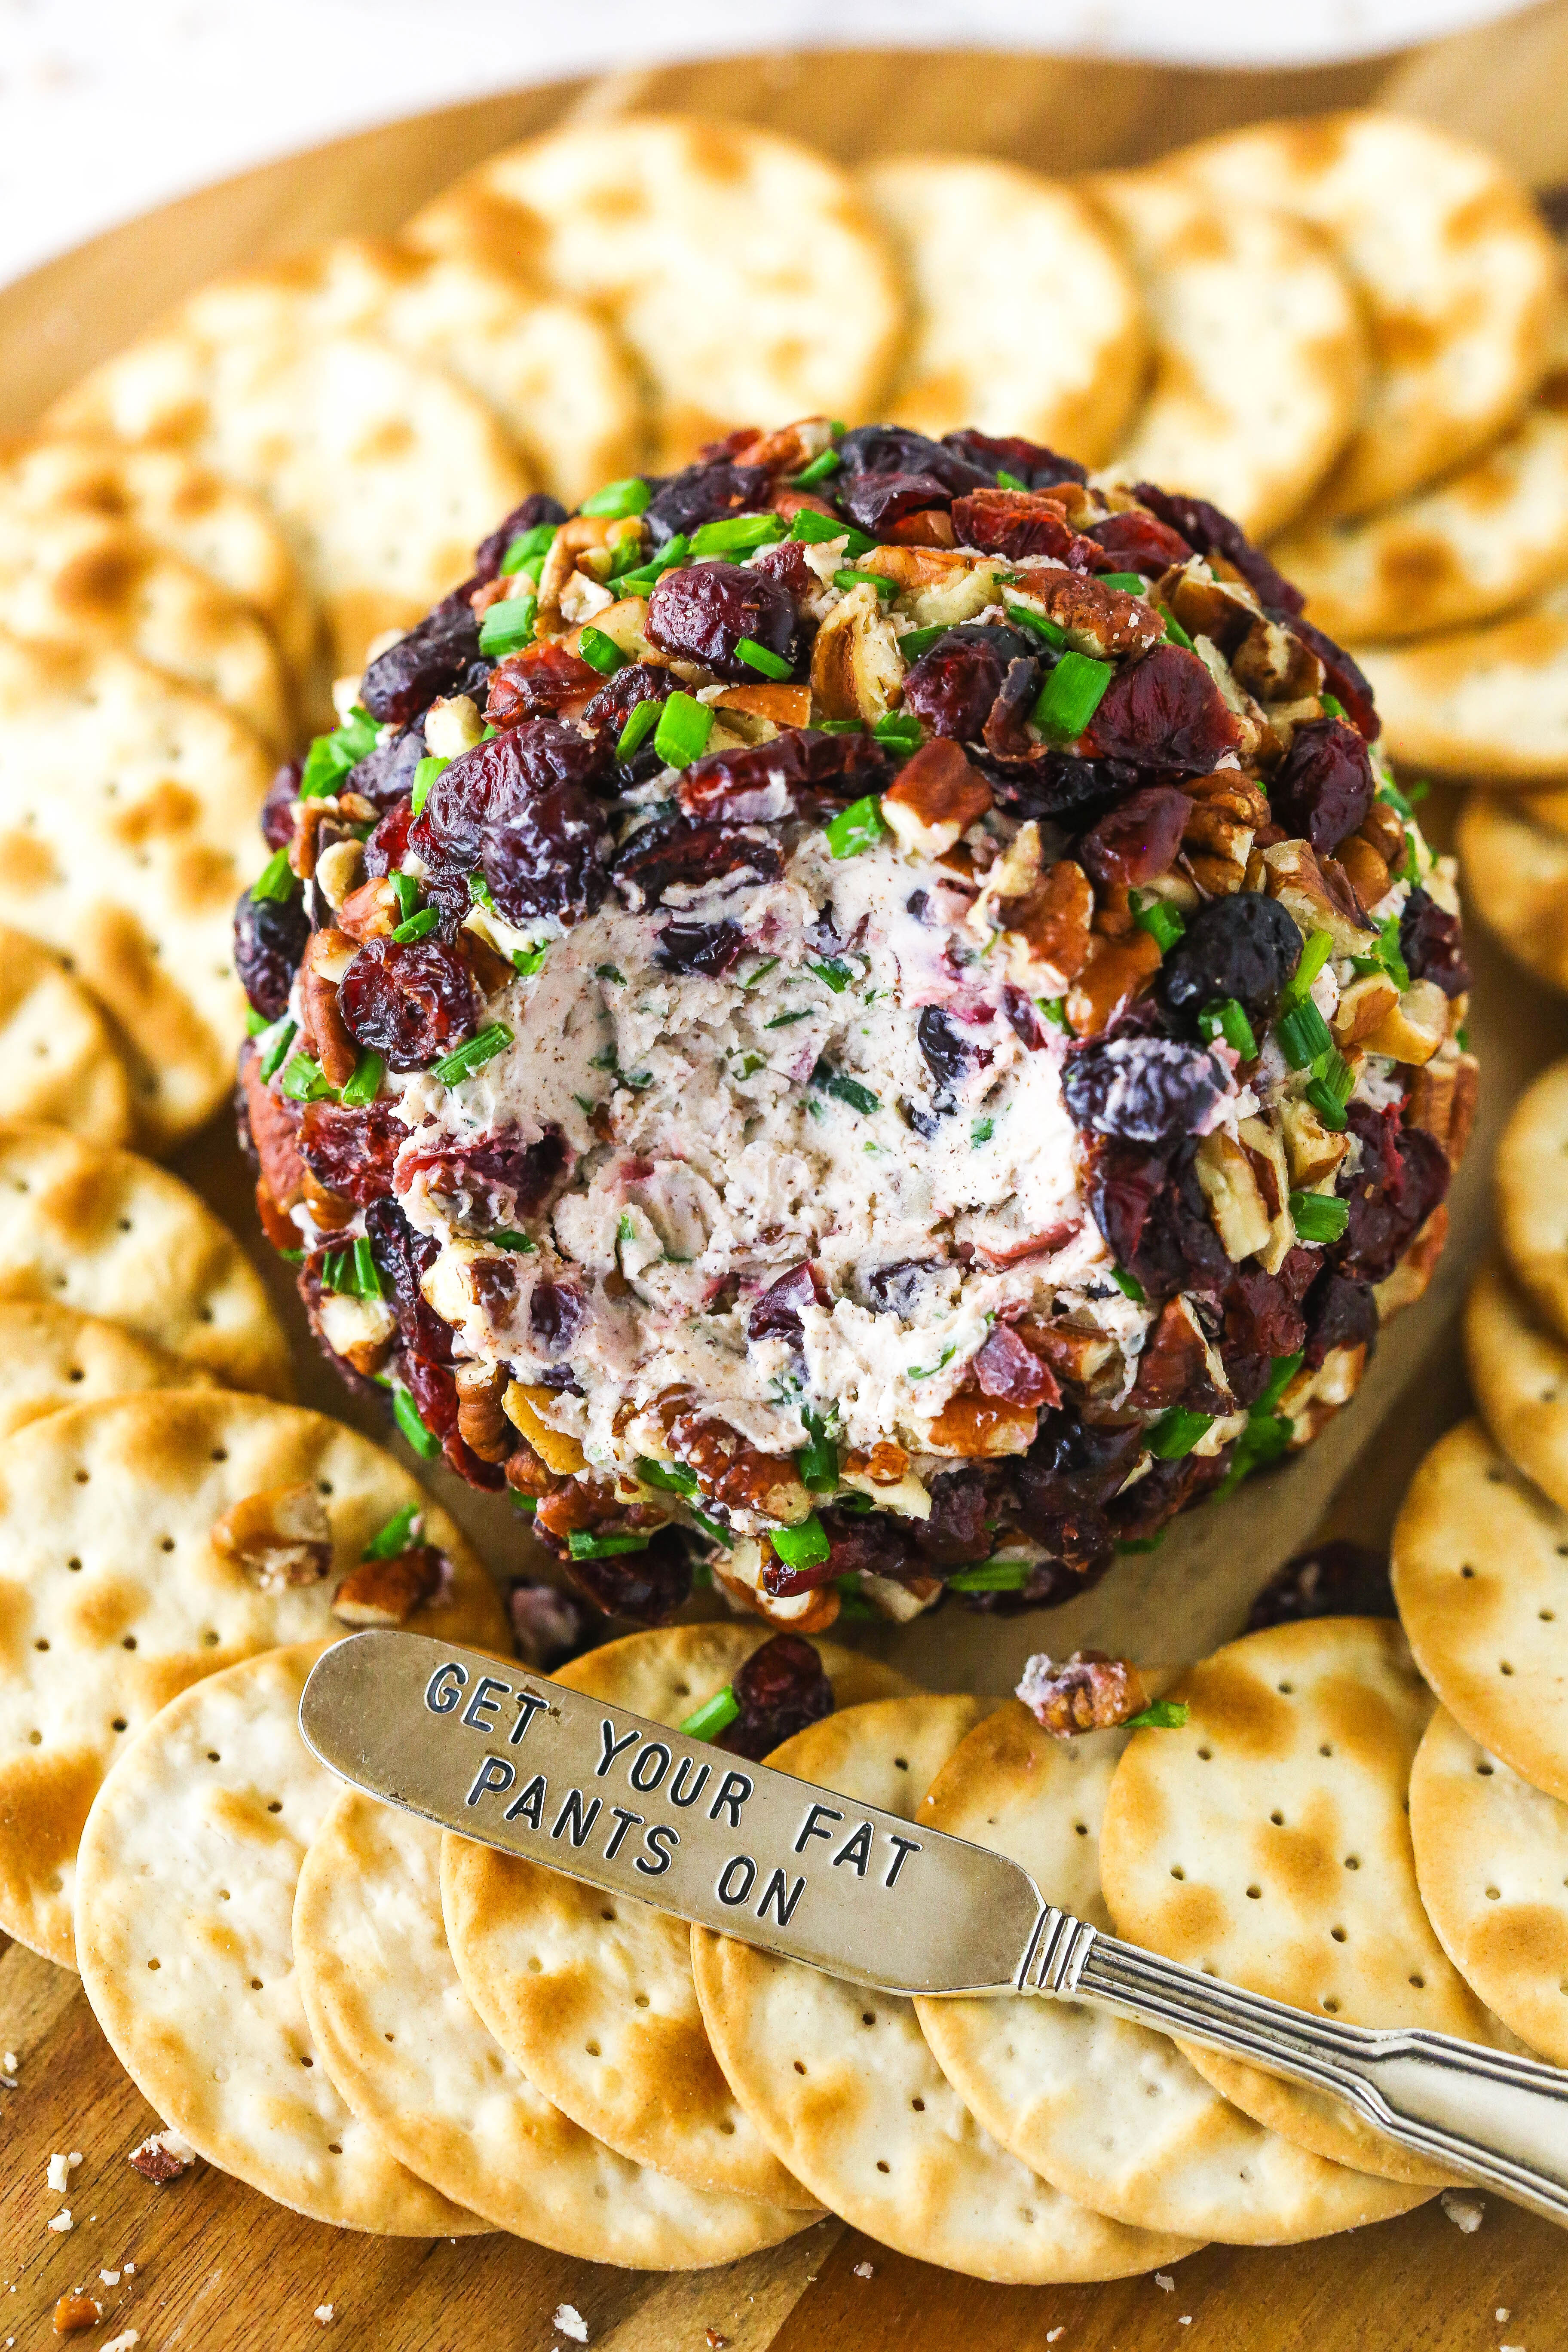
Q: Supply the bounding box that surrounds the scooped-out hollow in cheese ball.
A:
[234,419,1475,1637]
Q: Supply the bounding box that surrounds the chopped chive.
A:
[817,718,865,735]
[616,697,663,762]
[946,1557,1031,1593]
[392,1384,441,1460]
[577,625,626,676]
[790,507,876,556]
[972,1116,994,1145]
[392,907,439,943]
[792,449,841,488]
[279,1050,333,1103]
[1378,775,1428,820]
[1320,693,1346,721]
[1255,1350,1305,1418]
[1130,890,1185,956]
[410,755,448,817]
[995,468,1028,491]
[765,1008,814,1029]
[897,625,949,661]
[797,1411,839,1493]
[652,691,714,769]
[1002,599,1068,650]
[478,593,538,658]
[1148,1408,1214,1460]
[320,1248,352,1295]
[812,1060,879,1115]
[1351,912,1410,992]
[1033,651,1114,743]
[246,1006,269,1036]
[1281,928,1334,1012]
[469,872,496,914]
[568,1527,652,1559]
[512,943,549,978]
[1037,996,1069,1031]
[250,845,297,904]
[300,704,378,799]
[680,1684,741,1740]
[1096,572,1149,594]
[768,1514,829,1570]
[254,1014,297,1082]
[1198,998,1257,1058]
[832,567,897,600]
[487,1230,537,1257]
[1117,1532,1165,1555]
[872,713,922,754]
[391,870,419,923]
[580,476,651,519]
[1290,1191,1349,1243]
[352,1234,384,1297]
[432,1021,513,1086]
[614,532,689,594]
[824,794,888,858]
[1304,1076,1349,1130]
[1277,1000,1333,1069]
[735,635,795,680]
[362,1501,420,1561]
[636,1455,699,1499]
[690,512,786,556]
[339,1050,385,1107]
[1159,607,1194,649]
[806,956,854,992]
[742,955,780,988]
[1111,1267,1147,1304]
[501,520,559,574]
[1124,1700,1191,1731]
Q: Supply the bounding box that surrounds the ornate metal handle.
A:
[1020,1909,1568,2225]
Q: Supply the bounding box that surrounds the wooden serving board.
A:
[6,19,1568,2346]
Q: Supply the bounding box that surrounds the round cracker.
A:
[1393,1417,1568,1807]
[212,238,641,508]
[0,433,316,681]
[0,1121,290,1394]
[1099,1617,1503,2185]
[298,1792,812,2265]
[438,1621,912,2206]
[407,115,903,469]
[1354,583,1568,784]
[1088,167,1364,538]
[0,634,272,1149]
[1457,792,1568,988]
[1171,111,1559,518]
[1410,1704,1568,2065]
[858,155,1145,470]
[692,1694,1199,2282]
[1496,1058,1568,1341]
[914,1697,1426,2242]
[49,322,527,677]
[0,506,291,751]
[0,1386,506,1966]
[1465,1257,1568,1513]
[75,1644,482,2233]
[0,1297,217,1442]
[0,930,134,1146]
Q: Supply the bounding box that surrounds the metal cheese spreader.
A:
[301,1632,1568,2226]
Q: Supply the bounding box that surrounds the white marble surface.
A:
[0,0,1530,291]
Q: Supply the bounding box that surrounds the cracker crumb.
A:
[704,2334,729,2351]
[102,2334,138,2352]
[314,2306,335,2326]
[122,2266,134,2278]
[854,2262,875,2279]
[552,2306,589,2345]
[1441,2189,1485,2233]
[46,2153,80,2194]
[1498,2314,1510,2325]
[46,2212,71,2234]
[100,2272,120,2288]
[1500,2343,1525,2350]
[1156,2272,1175,2291]
[1046,2331,1064,2344]
[1179,2322,1193,2329]
[4,2052,17,2071]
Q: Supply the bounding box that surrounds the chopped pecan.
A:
[882,739,992,857]
[454,1361,514,1463]
[254,1174,298,1251]
[1356,801,1407,866]
[423,692,487,759]
[810,580,903,721]
[301,1169,356,1233]
[1257,841,1374,956]
[1335,835,1389,908]
[1279,1096,1350,1188]
[1011,567,1165,659]
[1375,1204,1449,1317]
[1194,1133,1271,1264]
[859,1571,944,1622]
[337,873,398,941]
[332,1545,446,1626]
[211,1482,332,1590]
[503,1436,556,1499]
[315,1287,396,1374]
[710,681,812,728]
[51,2293,103,2334]
[843,1441,911,1486]
[504,1383,588,1475]
[673,1418,809,1521]
[720,417,834,475]
[315,836,365,911]
[241,1044,304,1212]
[1016,1649,1151,1737]
[129,2127,195,2184]
[1182,772,1268,895]
[1129,1294,1231,1409]
[1020,1321,1120,1397]
[1408,1050,1479,1166]
[1065,929,1162,1035]
[1230,612,1323,703]
[536,513,625,616]
[298,928,360,1088]
[1362,978,1449,1067]
[1332,972,1400,1049]
[923,1385,1038,1457]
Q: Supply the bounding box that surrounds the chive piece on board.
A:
[680,1685,741,1740]
[392,1384,441,1460]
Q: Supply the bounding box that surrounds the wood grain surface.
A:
[3,14,1568,2347]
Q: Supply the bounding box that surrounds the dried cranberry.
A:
[486,642,602,726]
[566,1525,693,1626]
[837,471,956,532]
[1079,786,1190,888]
[530,1278,583,1357]
[338,937,478,1070]
[645,460,769,545]
[836,426,989,494]
[979,751,1130,828]
[1090,1138,1231,1302]
[1086,643,1246,774]
[410,732,503,876]
[1302,1265,1379,1370]
[364,1197,450,1362]
[400,1127,566,1222]
[1159,892,1303,1033]
[1400,887,1470,998]
[751,538,822,600]
[581,662,675,759]
[345,722,426,814]
[233,888,308,1020]
[1277,614,1381,741]
[1133,485,1302,615]
[1017,1413,1142,1524]
[474,493,568,581]
[941,429,1087,489]
[1245,1537,1394,1631]
[1334,1102,1450,1283]
[1221,1269,1308,1406]
[860,1259,939,1317]
[261,759,301,850]
[1086,512,1193,575]
[950,489,1093,565]
[747,1260,830,1344]
[1063,1037,1228,1145]
[1269,717,1374,854]
[613,815,783,907]
[655,919,746,977]
[804,1506,916,1589]
[299,1099,405,1204]
[402,1350,506,1491]
[1107,1444,1230,1539]
[647,562,799,681]
[903,636,1007,740]
[363,795,414,879]
[972,1325,1060,1408]
[720,1632,834,1760]
[916,1008,974,1099]
[482,762,608,929]
[677,727,891,823]
[361,586,482,725]
[910,1467,992,1568]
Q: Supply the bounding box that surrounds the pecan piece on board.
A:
[211,1482,332,1591]
[332,1545,447,1626]
[1016,1649,1152,1736]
